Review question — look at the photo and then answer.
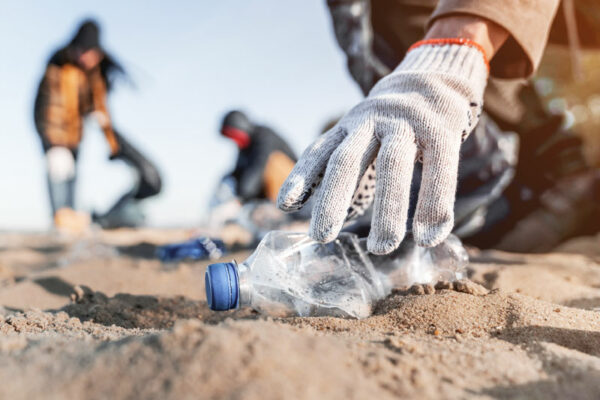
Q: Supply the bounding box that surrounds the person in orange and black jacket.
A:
[34,19,162,230]
[220,110,297,203]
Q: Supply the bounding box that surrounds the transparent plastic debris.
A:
[205,176,305,243]
[205,231,468,319]
[206,176,242,229]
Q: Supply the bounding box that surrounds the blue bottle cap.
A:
[205,262,239,311]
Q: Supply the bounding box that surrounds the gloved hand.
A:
[278,40,488,254]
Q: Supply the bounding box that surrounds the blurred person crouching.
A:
[207,110,307,246]
[221,110,296,203]
[34,19,162,234]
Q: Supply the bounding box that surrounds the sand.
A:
[0,229,599,399]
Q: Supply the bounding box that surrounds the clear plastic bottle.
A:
[205,231,467,319]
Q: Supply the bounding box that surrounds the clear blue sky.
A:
[0,1,362,230]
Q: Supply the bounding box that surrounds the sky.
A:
[0,1,362,231]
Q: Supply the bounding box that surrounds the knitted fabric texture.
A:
[278,43,488,254]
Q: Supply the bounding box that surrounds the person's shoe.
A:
[494,169,600,253]
[54,208,91,235]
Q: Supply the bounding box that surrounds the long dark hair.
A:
[50,19,128,91]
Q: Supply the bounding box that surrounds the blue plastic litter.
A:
[157,237,226,262]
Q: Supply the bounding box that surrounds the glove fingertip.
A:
[277,185,312,212]
[276,174,311,210]
[277,199,304,212]
[367,231,404,255]
[412,220,453,247]
[309,218,341,244]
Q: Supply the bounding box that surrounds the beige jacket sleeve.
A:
[429,0,561,78]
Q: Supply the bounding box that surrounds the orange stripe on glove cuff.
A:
[408,38,490,71]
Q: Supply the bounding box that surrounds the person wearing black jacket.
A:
[34,19,162,232]
[220,110,297,203]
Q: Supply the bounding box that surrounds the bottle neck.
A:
[237,261,252,307]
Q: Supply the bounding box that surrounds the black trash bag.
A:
[93,130,162,229]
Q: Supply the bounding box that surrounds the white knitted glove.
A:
[278,40,488,254]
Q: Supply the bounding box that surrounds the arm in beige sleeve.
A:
[425,15,508,61]
[429,0,561,78]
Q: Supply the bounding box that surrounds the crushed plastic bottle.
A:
[205,231,467,319]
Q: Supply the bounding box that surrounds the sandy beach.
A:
[0,228,599,399]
